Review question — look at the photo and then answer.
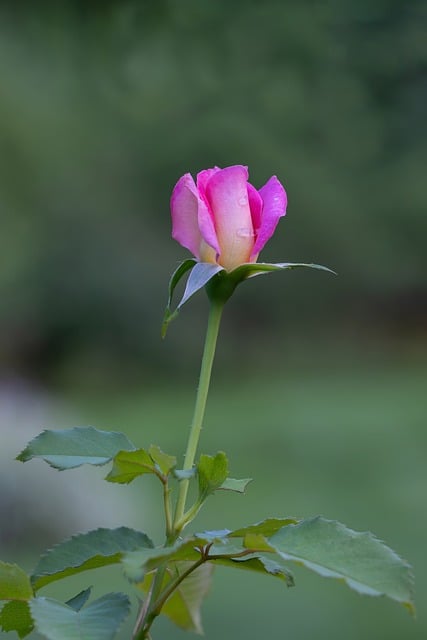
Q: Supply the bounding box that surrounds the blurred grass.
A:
[2,356,421,640]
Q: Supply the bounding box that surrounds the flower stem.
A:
[173,300,224,530]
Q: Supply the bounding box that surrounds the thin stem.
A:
[163,481,173,540]
[141,557,207,638]
[132,580,155,640]
[173,300,224,530]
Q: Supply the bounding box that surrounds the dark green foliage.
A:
[17,427,135,470]
[32,527,153,590]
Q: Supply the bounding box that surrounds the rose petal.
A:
[251,176,287,257]
[171,173,203,259]
[247,182,263,232]
[196,168,221,256]
[197,167,221,195]
[205,165,254,270]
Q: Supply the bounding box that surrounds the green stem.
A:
[134,299,224,639]
[173,300,224,530]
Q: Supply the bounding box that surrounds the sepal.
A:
[162,259,197,337]
[205,261,335,304]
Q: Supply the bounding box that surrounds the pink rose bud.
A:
[171,165,287,271]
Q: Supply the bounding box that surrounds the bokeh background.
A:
[1,1,426,639]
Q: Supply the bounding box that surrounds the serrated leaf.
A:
[138,562,214,634]
[106,449,156,484]
[32,527,153,590]
[211,554,294,587]
[30,592,130,640]
[269,517,414,612]
[0,562,33,600]
[228,517,297,538]
[17,427,135,470]
[198,452,229,500]
[148,445,176,475]
[123,531,245,583]
[0,600,34,638]
[219,477,252,493]
[106,446,177,484]
[162,259,197,337]
[243,533,274,552]
[65,587,92,612]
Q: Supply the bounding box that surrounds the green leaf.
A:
[0,562,33,600]
[123,540,204,583]
[139,562,214,634]
[106,448,157,484]
[32,527,154,590]
[30,592,130,640]
[228,517,298,538]
[17,427,135,470]
[198,451,229,500]
[219,477,252,493]
[148,445,176,475]
[211,554,294,587]
[65,587,92,612]
[162,258,197,337]
[269,517,414,612]
[0,601,33,638]
[106,446,177,484]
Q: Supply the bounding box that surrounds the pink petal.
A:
[205,165,255,270]
[171,173,202,259]
[251,176,287,258]
[196,168,221,256]
[247,182,263,232]
[197,167,221,195]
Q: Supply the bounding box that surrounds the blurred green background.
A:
[0,1,426,639]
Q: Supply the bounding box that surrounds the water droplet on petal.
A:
[238,196,248,206]
[236,227,253,238]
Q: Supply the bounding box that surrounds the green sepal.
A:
[162,259,223,336]
[231,261,336,279]
[197,452,229,500]
[32,527,154,590]
[162,259,197,337]
[163,259,334,331]
[30,592,130,640]
[17,427,135,470]
[206,261,336,304]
